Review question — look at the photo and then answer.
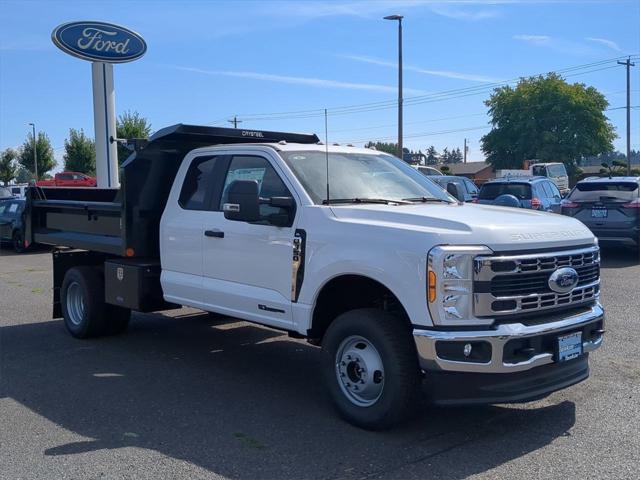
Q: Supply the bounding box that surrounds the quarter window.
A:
[179,156,219,210]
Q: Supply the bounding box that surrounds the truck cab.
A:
[26,125,604,429]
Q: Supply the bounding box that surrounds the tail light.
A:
[622,199,640,209]
[561,200,579,208]
[530,197,542,210]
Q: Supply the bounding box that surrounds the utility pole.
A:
[28,123,38,181]
[384,15,403,160]
[618,57,635,176]
[228,116,243,129]
[463,138,468,164]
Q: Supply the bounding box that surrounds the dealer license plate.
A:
[591,208,608,218]
[557,331,583,362]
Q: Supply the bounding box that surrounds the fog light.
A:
[463,343,472,357]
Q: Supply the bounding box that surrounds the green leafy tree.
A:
[600,160,640,177]
[425,146,438,165]
[481,74,615,172]
[441,147,450,163]
[63,129,96,174]
[116,111,152,164]
[440,165,451,174]
[15,166,33,184]
[0,148,19,185]
[19,131,56,180]
[450,148,463,164]
[364,141,399,156]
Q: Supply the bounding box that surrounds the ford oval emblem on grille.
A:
[548,267,579,293]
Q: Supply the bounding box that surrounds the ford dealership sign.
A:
[52,21,146,63]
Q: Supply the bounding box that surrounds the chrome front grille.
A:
[474,245,600,318]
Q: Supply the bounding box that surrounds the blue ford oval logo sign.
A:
[548,267,579,293]
[52,21,146,63]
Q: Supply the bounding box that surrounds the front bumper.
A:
[414,303,604,374]
[413,303,604,404]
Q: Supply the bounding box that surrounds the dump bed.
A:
[26,124,319,258]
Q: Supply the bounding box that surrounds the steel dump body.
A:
[26,124,319,257]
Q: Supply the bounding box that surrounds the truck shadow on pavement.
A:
[1,311,577,480]
[599,245,640,269]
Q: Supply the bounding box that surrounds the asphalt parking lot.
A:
[1,247,639,480]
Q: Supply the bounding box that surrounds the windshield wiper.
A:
[322,197,412,205]
[402,196,451,203]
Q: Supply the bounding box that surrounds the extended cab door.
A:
[201,153,298,330]
[160,154,226,308]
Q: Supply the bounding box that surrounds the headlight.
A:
[427,245,493,326]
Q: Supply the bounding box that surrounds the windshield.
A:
[568,182,639,202]
[479,183,532,200]
[546,164,567,177]
[279,151,452,204]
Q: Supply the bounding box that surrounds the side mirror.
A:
[446,182,465,202]
[223,180,260,222]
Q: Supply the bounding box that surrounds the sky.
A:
[1,0,639,173]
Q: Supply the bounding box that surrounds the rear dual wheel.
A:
[61,266,130,338]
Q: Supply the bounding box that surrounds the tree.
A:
[63,129,95,174]
[440,165,451,174]
[364,141,399,156]
[450,148,463,164]
[15,166,33,184]
[19,131,56,180]
[481,73,615,172]
[426,146,438,165]
[600,160,640,177]
[0,148,19,186]
[441,147,450,163]
[116,111,152,164]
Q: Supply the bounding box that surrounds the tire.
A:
[61,266,131,338]
[12,230,25,253]
[321,308,421,430]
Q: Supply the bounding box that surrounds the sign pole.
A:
[91,62,119,188]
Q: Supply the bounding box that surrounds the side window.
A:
[0,204,6,214]
[179,156,219,210]
[547,182,561,199]
[221,155,292,223]
[58,174,73,180]
[464,179,478,195]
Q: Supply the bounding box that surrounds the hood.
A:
[330,202,595,252]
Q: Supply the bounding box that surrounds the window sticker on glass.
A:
[8,203,18,213]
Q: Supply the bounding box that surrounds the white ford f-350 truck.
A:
[26,124,604,429]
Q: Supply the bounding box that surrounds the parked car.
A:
[496,162,569,196]
[561,176,640,248]
[0,198,28,252]
[477,176,562,212]
[429,175,479,202]
[413,165,443,176]
[0,186,17,199]
[7,184,29,198]
[36,171,97,187]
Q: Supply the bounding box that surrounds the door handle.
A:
[204,229,224,238]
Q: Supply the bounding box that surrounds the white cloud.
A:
[169,65,428,95]
[340,55,502,83]
[513,34,552,45]
[585,37,622,52]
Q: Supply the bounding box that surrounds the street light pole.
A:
[28,122,38,181]
[384,14,403,160]
[617,57,635,176]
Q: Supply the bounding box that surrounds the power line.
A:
[232,55,638,122]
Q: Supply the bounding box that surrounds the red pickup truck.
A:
[36,172,97,187]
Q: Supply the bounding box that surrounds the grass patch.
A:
[32,288,44,294]
[233,432,266,449]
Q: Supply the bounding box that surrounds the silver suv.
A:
[561,176,640,248]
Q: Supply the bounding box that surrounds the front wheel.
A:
[12,230,25,253]
[321,308,421,430]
